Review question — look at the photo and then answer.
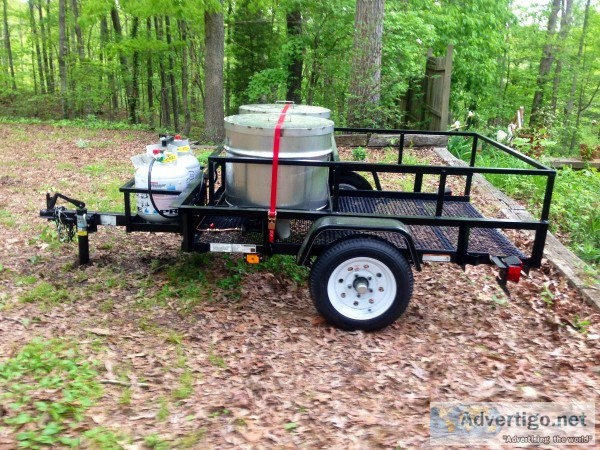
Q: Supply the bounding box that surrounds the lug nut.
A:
[379,287,384,292]
[353,301,359,306]
[341,293,346,298]
[363,265,369,269]
[369,299,375,304]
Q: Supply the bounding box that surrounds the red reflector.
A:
[507,265,522,283]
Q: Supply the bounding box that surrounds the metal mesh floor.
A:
[338,196,525,256]
[194,196,526,258]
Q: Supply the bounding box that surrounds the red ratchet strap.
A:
[268,103,292,243]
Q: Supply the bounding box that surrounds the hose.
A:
[147,158,179,219]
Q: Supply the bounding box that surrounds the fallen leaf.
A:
[84,327,110,336]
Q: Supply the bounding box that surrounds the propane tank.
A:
[167,135,201,184]
[132,150,188,223]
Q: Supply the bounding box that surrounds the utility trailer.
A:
[40,128,556,331]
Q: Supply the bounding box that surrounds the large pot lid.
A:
[224,114,334,137]
[239,103,331,118]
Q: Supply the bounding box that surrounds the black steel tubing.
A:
[464,135,479,196]
[435,172,447,216]
[205,154,554,177]
[398,134,405,164]
[540,174,556,221]
[478,134,554,170]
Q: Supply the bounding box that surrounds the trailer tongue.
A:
[40,127,555,331]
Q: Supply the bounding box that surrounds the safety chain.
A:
[53,207,76,243]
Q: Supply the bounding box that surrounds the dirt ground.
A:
[0,124,598,449]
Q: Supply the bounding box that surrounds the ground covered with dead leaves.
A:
[0,123,598,449]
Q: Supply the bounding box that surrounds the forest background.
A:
[0,0,598,151]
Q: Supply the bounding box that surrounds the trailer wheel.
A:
[339,171,373,190]
[309,237,413,331]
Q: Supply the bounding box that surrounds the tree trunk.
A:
[70,0,84,61]
[46,0,56,92]
[154,16,171,128]
[2,0,17,90]
[165,16,179,132]
[189,37,205,106]
[305,36,320,105]
[529,0,561,126]
[564,0,591,118]
[28,0,45,94]
[179,19,191,136]
[286,9,303,104]
[347,0,385,127]
[224,0,232,115]
[100,16,118,117]
[17,13,26,76]
[38,2,53,93]
[567,0,593,151]
[203,1,225,143]
[550,0,573,112]
[130,16,140,124]
[58,0,68,117]
[146,18,155,127]
[31,50,38,95]
[111,6,135,123]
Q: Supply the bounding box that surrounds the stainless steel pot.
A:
[239,103,331,119]
[224,114,334,210]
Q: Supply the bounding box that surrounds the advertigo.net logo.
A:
[430,402,596,446]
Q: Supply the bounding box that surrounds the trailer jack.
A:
[41,193,93,265]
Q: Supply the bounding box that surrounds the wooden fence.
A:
[403,45,453,131]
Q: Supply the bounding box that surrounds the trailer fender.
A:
[296,216,421,271]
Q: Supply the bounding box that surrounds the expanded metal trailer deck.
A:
[41,127,556,331]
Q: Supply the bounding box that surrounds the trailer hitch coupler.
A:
[76,207,90,265]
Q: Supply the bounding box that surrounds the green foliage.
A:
[572,315,591,334]
[0,115,165,133]
[172,369,195,400]
[229,0,281,110]
[144,433,169,450]
[154,253,210,312]
[246,68,288,103]
[284,421,298,431]
[196,148,215,166]
[82,426,129,449]
[156,397,170,422]
[449,136,600,270]
[352,147,367,161]
[260,254,309,283]
[0,338,102,448]
[0,208,16,227]
[20,281,73,305]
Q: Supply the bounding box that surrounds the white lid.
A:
[224,114,334,137]
[239,103,331,118]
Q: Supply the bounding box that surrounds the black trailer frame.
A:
[41,127,555,269]
[40,127,555,329]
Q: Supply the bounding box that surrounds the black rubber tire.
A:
[309,237,413,331]
[339,171,373,190]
